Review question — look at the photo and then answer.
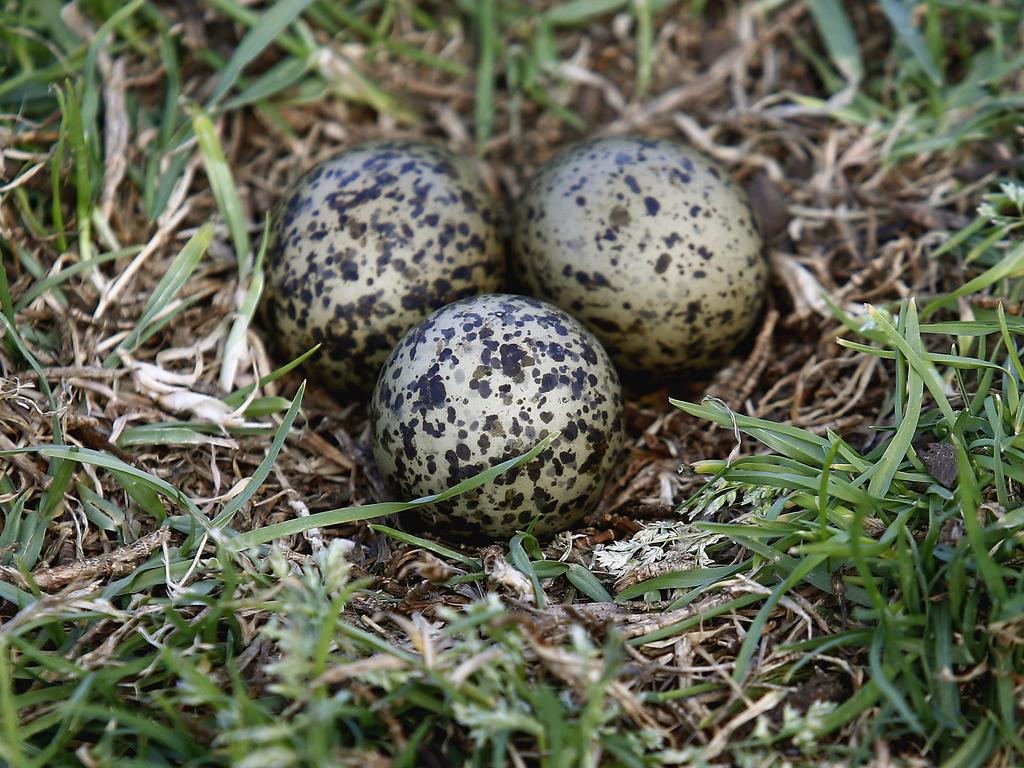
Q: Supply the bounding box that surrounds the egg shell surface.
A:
[371,293,624,539]
[261,140,505,396]
[513,136,766,375]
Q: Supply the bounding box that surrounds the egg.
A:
[512,136,766,375]
[261,140,505,396]
[370,294,624,539]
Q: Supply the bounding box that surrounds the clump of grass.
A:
[215,541,655,767]
[664,188,1024,764]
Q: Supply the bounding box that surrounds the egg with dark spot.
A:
[512,136,766,374]
[371,294,624,539]
[261,140,505,396]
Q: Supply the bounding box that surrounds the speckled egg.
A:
[261,140,505,396]
[370,294,624,539]
[512,136,766,375]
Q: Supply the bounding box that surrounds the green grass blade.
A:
[0,313,61,442]
[508,533,545,608]
[629,593,764,646]
[868,302,958,430]
[369,525,481,569]
[108,224,213,365]
[954,435,1007,603]
[144,27,183,218]
[565,564,613,603]
[633,0,653,96]
[671,398,830,466]
[241,396,291,418]
[0,638,27,768]
[922,239,1024,318]
[869,629,924,734]
[879,0,943,84]
[0,245,16,337]
[0,492,28,559]
[53,79,95,267]
[116,425,239,448]
[16,457,75,569]
[0,445,206,530]
[807,0,864,88]
[474,0,498,149]
[77,483,124,531]
[207,0,316,108]
[868,302,924,497]
[234,433,558,547]
[615,563,747,602]
[938,720,997,768]
[220,56,310,111]
[191,109,251,275]
[211,381,305,529]
[219,218,268,391]
[543,0,629,25]
[223,344,320,409]
[13,248,135,313]
[732,554,829,683]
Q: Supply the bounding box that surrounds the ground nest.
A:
[2,1,1023,765]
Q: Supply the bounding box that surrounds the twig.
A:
[15,366,130,381]
[0,529,171,591]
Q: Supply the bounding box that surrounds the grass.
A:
[2,0,1024,765]
[676,270,1024,756]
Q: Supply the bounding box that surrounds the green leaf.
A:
[221,56,310,111]
[868,302,958,430]
[0,313,61,441]
[869,628,924,734]
[629,594,764,646]
[672,398,831,466]
[77,483,125,531]
[53,79,95,266]
[220,218,269,391]
[116,426,239,448]
[0,245,14,334]
[16,457,75,569]
[223,344,320,409]
[0,637,27,766]
[14,248,134,313]
[634,0,654,96]
[0,492,28,561]
[938,720,997,768]
[242,396,292,418]
[0,445,206,531]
